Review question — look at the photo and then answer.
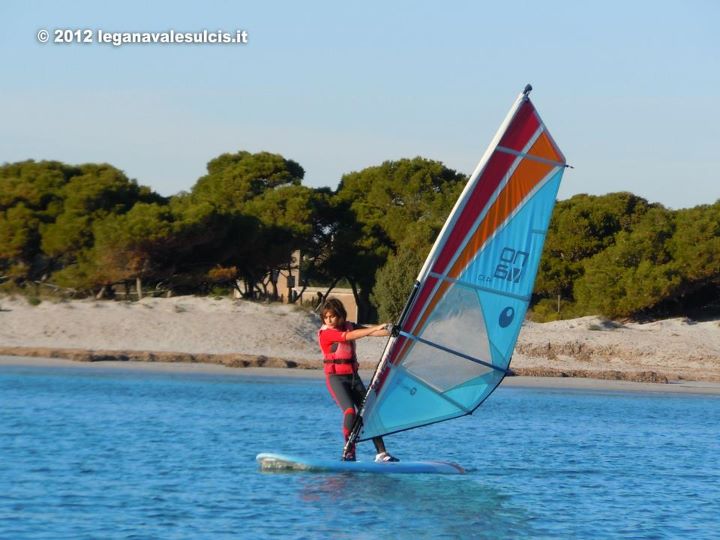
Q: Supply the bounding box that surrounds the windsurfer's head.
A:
[321,298,347,328]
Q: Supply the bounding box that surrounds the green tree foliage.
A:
[0,204,41,278]
[666,201,720,315]
[0,160,70,280]
[0,160,160,284]
[574,207,680,317]
[41,164,162,269]
[242,184,327,298]
[3,155,717,322]
[536,198,719,320]
[191,151,304,210]
[166,194,259,290]
[371,247,424,322]
[671,202,720,283]
[66,202,176,290]
[535,192,655,304]
[293,187,336,288]
[311,195,381,310]
[336,157,465,255]
[54,196,254,297]
[0,160,69,211]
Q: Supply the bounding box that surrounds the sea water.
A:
[1,360,718,539]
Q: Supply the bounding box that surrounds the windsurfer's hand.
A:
[384,323,400,337]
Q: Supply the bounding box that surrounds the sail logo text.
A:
[493,247,529,283]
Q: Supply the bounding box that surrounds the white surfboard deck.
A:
[256,452,465,474]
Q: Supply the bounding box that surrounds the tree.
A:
[54,202,175,296]
[191,151,305,211]
[186,150,311,298]
[535,192,655,310]
[0,160,161,285]
[243,184,328,299]
[666,201,720,316]
[574,207,679,317]
[371,246,424,322]
[41,164,162,272]
[0,160,70,281]
[0,204,41,279]
[0,160,69,212]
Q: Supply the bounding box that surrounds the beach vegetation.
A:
[534,197,719,320]
[1,157,718,322]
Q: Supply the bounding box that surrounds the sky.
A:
[1,0,718,209]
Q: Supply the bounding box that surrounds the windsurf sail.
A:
[349,85,568,444]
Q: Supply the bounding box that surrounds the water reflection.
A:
[297,473,535,538]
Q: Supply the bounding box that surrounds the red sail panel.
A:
[498,100,539,151]
[429,151,515,276]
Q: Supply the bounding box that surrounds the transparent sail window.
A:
[403,281,493,392]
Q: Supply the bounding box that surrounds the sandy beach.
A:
[1,295,719,390]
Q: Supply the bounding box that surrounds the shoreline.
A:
[0,345,688,385]
[3,354,719,396]
[2,295,719,387]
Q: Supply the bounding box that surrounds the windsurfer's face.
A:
[323,311,344,329]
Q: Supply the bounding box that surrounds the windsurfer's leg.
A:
[326,374,357,441]
[372,437,387,453]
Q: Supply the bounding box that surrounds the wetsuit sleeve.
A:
[319,327,348,346]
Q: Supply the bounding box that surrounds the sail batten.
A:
[496,146,566,167]
[398,331,509,374]
[352,87,567,443]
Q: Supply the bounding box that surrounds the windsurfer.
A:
[318,298,399,462]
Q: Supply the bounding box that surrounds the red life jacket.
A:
[318,321,358,375]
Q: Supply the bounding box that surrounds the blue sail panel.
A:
[444,370,505,409]
[360,365,468,437]
[464,169,564,364]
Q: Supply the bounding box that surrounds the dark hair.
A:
[321,297,347,320]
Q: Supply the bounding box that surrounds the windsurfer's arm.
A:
[367,324,391,337]
[343,324,389,341]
